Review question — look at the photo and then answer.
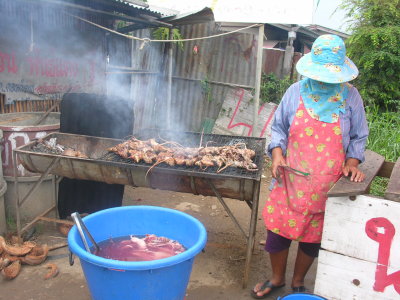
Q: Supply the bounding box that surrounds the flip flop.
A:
[251,280,286,299]
[292,286,307,293]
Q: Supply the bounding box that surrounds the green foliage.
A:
[6,213,16,231]
[366,105,400,161]
[152,27,184,50]
[365,105,400,196]
[370,177,389,197]
[341,0,400,110]
[115,20,128,29]
[260,73,294,104]
[200,76,213,102]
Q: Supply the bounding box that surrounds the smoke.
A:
[105,25,190,137]
[0,0,106,104]
[0,0,199,140]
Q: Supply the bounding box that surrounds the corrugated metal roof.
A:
[112,0,178,17]
[305,25,350,39]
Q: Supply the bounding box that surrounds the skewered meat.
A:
[143,151,157,164]
[62,148,88,159]
[107,137,258,173]
[154,151,174,166]
[195,155,214,168]
[173,154,186,165]
[128,150,143,163]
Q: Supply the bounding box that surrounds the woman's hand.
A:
[342,158,365,182]
[271,147,287,178]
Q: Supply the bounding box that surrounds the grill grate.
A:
[98,130,266,180]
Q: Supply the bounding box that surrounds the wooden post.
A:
[252,24,264,137]
[282,30,296,79]
[282,45,294,78]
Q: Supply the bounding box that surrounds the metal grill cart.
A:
[314,150,400,299]
[13,130,266,287]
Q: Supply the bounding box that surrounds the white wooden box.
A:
[314,195,400,299]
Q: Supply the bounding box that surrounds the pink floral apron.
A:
[263,98,345,243]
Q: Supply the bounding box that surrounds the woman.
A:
[252,34,369,298]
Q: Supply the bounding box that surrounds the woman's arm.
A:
[267,84,298,157]
[267,83,299,178]
[343,87,369,182]
[271,147,287,178]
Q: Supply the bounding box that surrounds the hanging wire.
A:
[67,13,262,44]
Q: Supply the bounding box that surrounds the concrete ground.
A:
[0,171,317,300]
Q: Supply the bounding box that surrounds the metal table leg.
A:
[242,180,260,288]
[206,178,261,288]
[13,151,61,239]
[206,178,248,239]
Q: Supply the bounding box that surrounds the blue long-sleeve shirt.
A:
[267,82,369,162]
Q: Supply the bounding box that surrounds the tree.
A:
[341,0,400,110]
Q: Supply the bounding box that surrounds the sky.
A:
[313,0,350,33]
[148,0,350,33]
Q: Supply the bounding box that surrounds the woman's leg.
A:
[253,231,291,297]
[291,242,320,289]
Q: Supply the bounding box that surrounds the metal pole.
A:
[52,175,58,219]
[206,179,248,239]
[166,29,174,129]
[242,180,261,288]
[130,38,135,136]
[14,156,61,236]
[19,157,61,207]
[13,151,22,240]
[252,25,264,137]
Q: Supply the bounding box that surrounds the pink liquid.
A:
[94,234,186,262]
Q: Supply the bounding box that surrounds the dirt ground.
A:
[0,168,317,300]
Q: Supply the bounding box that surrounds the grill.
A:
[98,129,265,180]
[14,130,266,287]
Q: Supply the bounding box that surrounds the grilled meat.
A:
[107,137,258,172]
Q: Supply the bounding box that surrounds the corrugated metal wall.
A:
[0,1,294,132]
[107,34,132,99]
[131,22,259,132]
[130,29,164,131]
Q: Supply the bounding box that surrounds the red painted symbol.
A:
[365,217,400,294]
[227,88,277,137]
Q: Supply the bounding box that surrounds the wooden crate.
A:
[314,150,400,299]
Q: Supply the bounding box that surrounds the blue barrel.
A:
[68,205,207,300]
[278,293,328,300]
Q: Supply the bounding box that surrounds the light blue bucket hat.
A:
[296,34,359,83]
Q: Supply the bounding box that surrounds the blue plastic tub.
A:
[278,293,328,299]
[68,205,207,300]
